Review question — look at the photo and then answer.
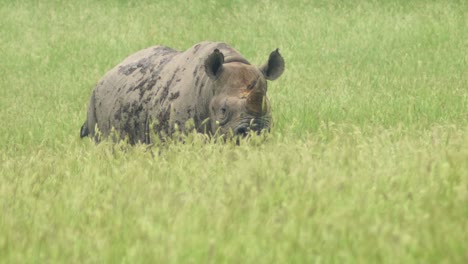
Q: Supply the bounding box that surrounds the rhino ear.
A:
[205,49,224,80]
[260,48,285,80]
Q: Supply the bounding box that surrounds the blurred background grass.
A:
[0,0,467,263]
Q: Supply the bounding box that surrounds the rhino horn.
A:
[246,86,267,115]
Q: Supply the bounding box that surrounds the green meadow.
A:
[1,0,467,263]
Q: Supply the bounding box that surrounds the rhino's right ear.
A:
[205,49,224,80]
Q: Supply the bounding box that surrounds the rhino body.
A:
[80,41,284,144]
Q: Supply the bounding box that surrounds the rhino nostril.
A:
[235,127,248,136]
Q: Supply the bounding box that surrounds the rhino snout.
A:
[234,117,270,137]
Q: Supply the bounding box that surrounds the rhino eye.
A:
[221,107,227,115]
[247,79,258,90]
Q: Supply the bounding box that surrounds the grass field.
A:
[1,0,467,263]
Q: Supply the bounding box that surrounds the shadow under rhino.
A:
[80,41,285,144]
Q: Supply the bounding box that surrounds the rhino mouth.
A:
[234,117,270,137]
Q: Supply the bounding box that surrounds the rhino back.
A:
[91,46,179,143]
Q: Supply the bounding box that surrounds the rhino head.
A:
[204,48,284,137]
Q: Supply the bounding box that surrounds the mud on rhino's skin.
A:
[80,41,285,144]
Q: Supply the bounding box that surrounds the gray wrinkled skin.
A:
[80,41,285,144]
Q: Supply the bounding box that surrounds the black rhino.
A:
[80,41,284,144]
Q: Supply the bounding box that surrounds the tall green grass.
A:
[1,0,467,263]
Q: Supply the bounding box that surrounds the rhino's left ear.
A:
[205,49,224,80]
[260,48,285,81]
